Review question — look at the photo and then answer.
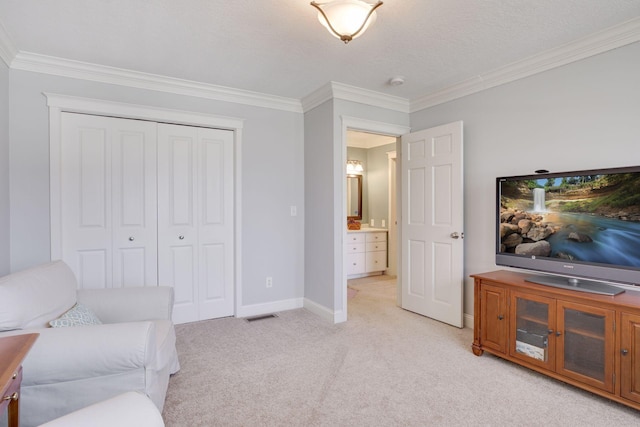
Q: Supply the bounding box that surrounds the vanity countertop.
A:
[347,227,388,233]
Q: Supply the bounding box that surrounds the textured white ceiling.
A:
[1,0,639,101]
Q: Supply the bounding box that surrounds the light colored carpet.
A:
[162,275,639,426]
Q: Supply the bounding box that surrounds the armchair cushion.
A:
[77,286,174,323]
[0,261,76,331]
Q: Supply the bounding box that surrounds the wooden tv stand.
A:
[472,270,640,411]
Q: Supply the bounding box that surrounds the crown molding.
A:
[301,82,334,112]
[0,20,16,67]
[4,16,639,115]
[411,17,640,113]
[301,81,410,113]
[11,52,303,113]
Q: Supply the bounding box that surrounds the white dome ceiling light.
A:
[310,0,383,44]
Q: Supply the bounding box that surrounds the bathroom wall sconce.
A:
[347,160,364,175]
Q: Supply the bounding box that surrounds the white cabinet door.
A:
[60,113,158,289]
[157,124,234,323]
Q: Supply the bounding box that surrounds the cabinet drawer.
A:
[366,241,386,252]
[366,232,387,243]
[366,250,387,272]
[347,253,366,275]
[346,243,366,253]
[346,233,366,244]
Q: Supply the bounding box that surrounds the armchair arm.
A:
[12,322,157,386]
[77,286,174,323]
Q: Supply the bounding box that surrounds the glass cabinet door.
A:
[510,292,555,370]
[556,301,615,392]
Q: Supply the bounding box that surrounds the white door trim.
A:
[387,150,398,278]
[337,116,410,323]
[45,93,244,316]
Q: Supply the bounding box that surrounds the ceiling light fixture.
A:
[310,0,383,44]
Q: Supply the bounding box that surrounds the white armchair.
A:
[0,261,180,427]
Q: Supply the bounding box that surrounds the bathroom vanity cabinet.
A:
[346,229,387,278]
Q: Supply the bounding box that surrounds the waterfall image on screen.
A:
[498,172,640,270]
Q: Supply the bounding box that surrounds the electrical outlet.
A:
[266,277,273,288]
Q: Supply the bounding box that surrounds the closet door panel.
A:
[158,124,234,323]
[60,113,157,289]
[202,243,225,299]
[61,114,112,288]
[198,129,234,319]
[111,124,158,287]
[77,249,108,289]
[169,245,196,306]
[158,125,199,324]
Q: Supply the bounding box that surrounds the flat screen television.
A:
[496,166,640,295]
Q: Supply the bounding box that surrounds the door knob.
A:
[621,349,629,356]
[128,236,134,241]
[497,315,504,320]
[450,232,460,239]
[179,235,185,240]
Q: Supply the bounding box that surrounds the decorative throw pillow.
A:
[49,303,102,327]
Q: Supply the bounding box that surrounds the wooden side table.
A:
[1,334,39,427]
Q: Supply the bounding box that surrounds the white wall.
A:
[7,70,305,309]
[303,100,334,310]
[410,41,640,316]
[366,142,395,227]
[0,60,9,275]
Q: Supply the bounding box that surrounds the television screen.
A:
[496,166,640,292]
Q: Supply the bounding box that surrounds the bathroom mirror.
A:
[347,175,362,220]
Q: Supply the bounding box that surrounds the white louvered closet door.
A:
[60,113,158,289]
[157,124,234,324]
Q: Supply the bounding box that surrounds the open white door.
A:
[400,121,464,328]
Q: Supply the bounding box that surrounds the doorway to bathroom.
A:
[346,130,399,306]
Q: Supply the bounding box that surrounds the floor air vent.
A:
[245,313,278,322]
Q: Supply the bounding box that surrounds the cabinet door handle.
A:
[497,315,504,320]
[621,349,629,356]
[556,331,562,336]
[548,329,554,335]
[2,392,18,401]
[128,236,135,241]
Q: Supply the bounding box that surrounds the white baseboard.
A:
[464,313,474,329]
[303,298,336,323]
[237,297,303,318]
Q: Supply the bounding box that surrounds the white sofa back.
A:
[0,260,77,331]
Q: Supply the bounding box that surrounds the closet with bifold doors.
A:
[58,112,234,323]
